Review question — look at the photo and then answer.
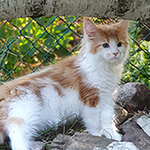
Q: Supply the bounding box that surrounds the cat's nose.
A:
[113,53,118,56]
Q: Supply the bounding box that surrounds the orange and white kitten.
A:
[0,18,128,150]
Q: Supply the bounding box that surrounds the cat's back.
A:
[0,67,51,102]
[0,56,78,101]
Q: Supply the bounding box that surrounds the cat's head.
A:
[82,18,129,64]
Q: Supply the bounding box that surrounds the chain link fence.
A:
[0,16,150,88]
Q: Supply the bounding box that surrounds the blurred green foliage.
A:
[122,21,150,88]
[0,16,82,81]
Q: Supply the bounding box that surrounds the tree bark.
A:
[0,0,150,22]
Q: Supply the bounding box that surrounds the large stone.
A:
[50,132,113,150]
[114,105,128,126]
[31,141,45,150]
[1,0,150,22]
[49,131,145,150]
[137,113,150,136]
[93,142,139,150]
[50,134,71,150]
[121,112,150,150]
[49,132,115,150]
[117,83,150,111]
[107,141,139,150]
[66,132,115,150]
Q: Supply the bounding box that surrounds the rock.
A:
[49,132,116,150]
[107,141,139,150]
[66,132,115,150]
[45,123,150,150]
[114,105,128,126]
[30,141,45,150]
[50,134,71,150]
[93,146,106,150]
[117,82,150,111]
[121,112,150,150]
[49,132,115,150]
[137,113,150,136]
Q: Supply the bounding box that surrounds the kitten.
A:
[0,18,128,150]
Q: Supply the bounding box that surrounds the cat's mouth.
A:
[113,56,118,59]
[111,56,118,60]
[108,56,120,63]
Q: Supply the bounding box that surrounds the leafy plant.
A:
[0,16,81,81]
[122,21,150,89]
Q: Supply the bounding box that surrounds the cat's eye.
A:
[117,42,122,47]
[102,43,109,48]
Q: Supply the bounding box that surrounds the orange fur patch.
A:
[97,23,128,46]
[90,44,102,54]
[79,85,99,107]
[0,100,8,133]
[32,57,100,107]
[53,84,63,97]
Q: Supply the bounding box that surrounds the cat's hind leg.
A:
[5,117,30,150]
[5,91,43,150]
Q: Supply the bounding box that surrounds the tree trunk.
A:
[0,0,150,22]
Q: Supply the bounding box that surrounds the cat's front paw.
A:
[102,128,122,141]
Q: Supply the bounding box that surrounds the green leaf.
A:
[42,51,55,65]
[45,36,54,49]
[54,47,68,57]
[35,17,44,26]
[0,48,3,53]
[20,42,31,53]
[7,55,17,65]
[28,47,36,57]
[17,39,23,44]
[65,16,75,22]
[46,52,55,61]
[0,28,6,38]
[22,55,35,63]
[35,28,44,39]
[25,23,32,34]
[64,31,73,37]
[46,18,55,27]
[54,25,67,32]
[37,52,45,60]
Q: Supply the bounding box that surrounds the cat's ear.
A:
[83,18,98,40]
[117,20,129,31]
